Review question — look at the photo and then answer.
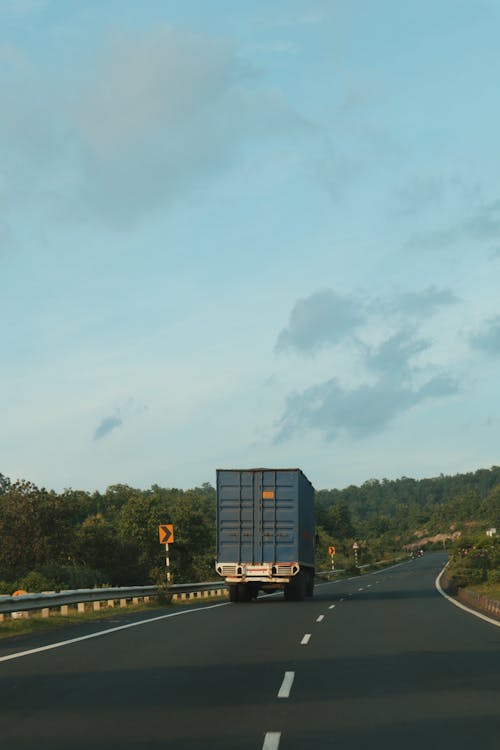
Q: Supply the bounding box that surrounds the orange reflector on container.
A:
[262,490,275,499]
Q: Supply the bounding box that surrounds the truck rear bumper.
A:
[216,561,308,585]
[225,576,291,585]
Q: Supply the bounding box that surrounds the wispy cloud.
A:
[266,10,327,28]
[1,25,309,229]
[4,0,47,17]
[275,287,460,441]
[276,286,458,357]
[92,398,147,441]
[405,200,500,252]
[72,26,310,226]
[470,315,500,356]
[276,371,458,442]
[394,176,444,216]
[275,289,363,354]
[372,286,459,320]
[276,331,458,442]
[365,329,430,377]
[93,415,122,441]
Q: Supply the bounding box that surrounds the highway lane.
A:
[286,555,500,749]
[0,554,499,749]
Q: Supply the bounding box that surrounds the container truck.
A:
[215,468,316,602]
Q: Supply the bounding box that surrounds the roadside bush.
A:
[447,535,498,589]
[447,560,487,590]
[16,571,57,593]
[36,563,107,590]
[487,568,500,584]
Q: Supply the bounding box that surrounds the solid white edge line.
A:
[0,601,230,663]
[263,732,281,750]
[316,615,324,622]
[435,565,500,628]
[301,633,311,645]
[277,670,295,698]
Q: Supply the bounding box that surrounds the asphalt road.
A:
[1,553,499,750]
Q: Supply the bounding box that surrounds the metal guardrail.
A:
[0,581,227,616]
[0,558,410,618]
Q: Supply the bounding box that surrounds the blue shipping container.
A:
[216,468,315,567]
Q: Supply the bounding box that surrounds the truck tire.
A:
[229,585,239,603]
[237,583,252,602]
[284,570,306,601]
[248,583,260,600]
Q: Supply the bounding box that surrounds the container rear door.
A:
[217,470,298,564]
[217,471,255,563]
[263,470,298,563]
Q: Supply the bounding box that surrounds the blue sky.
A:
[2,0,500,492]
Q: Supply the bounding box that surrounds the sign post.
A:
[328,545,336,571]
[158,524,175,584]
[352,541,359,567]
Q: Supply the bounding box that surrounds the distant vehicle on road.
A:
[215,468,316,602]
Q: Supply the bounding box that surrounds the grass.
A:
[0,593,228,642]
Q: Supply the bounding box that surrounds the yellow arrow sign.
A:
[159,524,174,544]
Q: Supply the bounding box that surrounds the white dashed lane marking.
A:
[316,615,324,622]
[301,634,311,645]
[263,732,281,749]
[277,671,295,698]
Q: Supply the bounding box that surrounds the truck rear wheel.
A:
[284,570,306,601]
[229,583,253,602]
[237,583,252,602]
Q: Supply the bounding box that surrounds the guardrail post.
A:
[78,602,85,613]
[60,605,69,616]
[120,598,127,608]
[93,601,100,612]
[42,608,50,618]
[107,599,115,608]
[132,597,139,605]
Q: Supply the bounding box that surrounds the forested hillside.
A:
[316,467,500,542]
[0,475,216,593]
[1,466,499,594]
